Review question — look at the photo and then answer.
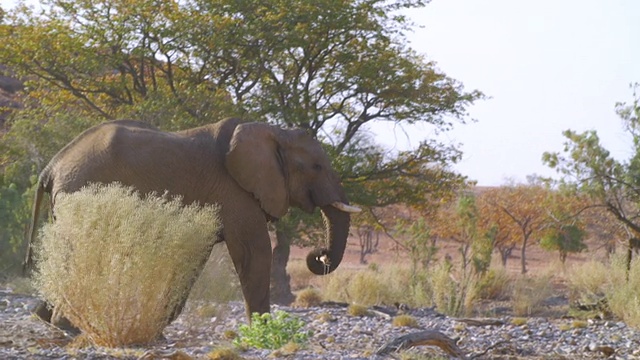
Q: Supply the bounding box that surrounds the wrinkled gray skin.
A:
[24,117,355,331]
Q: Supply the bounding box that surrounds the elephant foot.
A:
[32,301,81,336]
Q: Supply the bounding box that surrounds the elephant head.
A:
[225,122,360,275]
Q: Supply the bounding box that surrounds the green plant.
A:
[33,183,221,346]
[430,261,476,317]
[539,224,586,264]
[234,311,311,349]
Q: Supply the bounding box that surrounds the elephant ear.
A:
[226,122,289,218]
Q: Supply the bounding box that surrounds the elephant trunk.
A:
[306,204,351,275]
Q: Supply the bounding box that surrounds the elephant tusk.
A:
[331,201,361,213]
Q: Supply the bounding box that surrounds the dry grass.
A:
[186,246,242,306]
[392,315,419,328]
[565,254,640,326]
[347,304,370,317]
[292,287,323,308]
[475,268,511,300]
[287,259,315,290]
[33,183,221,346]
[510,274,554,316]
[603,255,640,327]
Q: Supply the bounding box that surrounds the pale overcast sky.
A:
[377,0,640,186]
[5,0,639,186]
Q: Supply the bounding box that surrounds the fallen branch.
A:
[455,318,505,326]
[376,330,466,359]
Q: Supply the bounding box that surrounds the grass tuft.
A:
[207,347,243,360]
[510,274,553,316]
[392,315,419,328]
[347,304,370,317]
[33,183,221,346]
[293,288,323,308]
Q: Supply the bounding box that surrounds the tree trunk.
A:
[270,230,295,305]
[520,237,528,274]
[626,238,633,281]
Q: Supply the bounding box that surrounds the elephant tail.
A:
[23,179,47,275]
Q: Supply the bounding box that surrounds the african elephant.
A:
[24,117,359,329]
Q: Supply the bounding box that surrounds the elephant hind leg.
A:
[33,300,80,335]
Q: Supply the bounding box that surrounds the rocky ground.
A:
[2,288,640,359]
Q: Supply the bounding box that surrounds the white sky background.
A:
[4,0,640,186]
[373,0,640,186]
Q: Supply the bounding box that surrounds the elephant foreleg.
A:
[225,230,272,320]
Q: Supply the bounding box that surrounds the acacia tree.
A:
[543,84,640,272]
[537,189,588,264]
[0,0,481,298]
[482,184,550,274]
[476,188,517,267]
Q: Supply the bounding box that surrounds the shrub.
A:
[510,317,528,326]
[476,268,511,300]
[34,183,221,346]
[392,315,419,328]
[287,259,314,290]
[207,347,243,360]
[234,311,311,349]
[510,274,553,316]
[346,304,370,317]
[605,255,640,327]
[430,262,476,317]
[293,288,323,308]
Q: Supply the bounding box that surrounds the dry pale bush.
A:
[34,183,221,346]
[510,274,553,316]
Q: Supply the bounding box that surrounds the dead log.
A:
[376,330,466,358]
[455,318,505,326]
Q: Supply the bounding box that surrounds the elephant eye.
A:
[312,163,322,171]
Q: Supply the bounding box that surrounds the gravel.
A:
[2,288,640,359]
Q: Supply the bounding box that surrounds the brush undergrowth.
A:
[34,183,221,346]
[234,311,311,349]
[568,254,640,327]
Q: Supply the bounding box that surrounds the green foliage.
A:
[234,311,311,350]
[543,84,640,249]
[539,224,587,264]
[33,183,221,346]
[0,178,33,274]
[429,261,476,317]
[394,218,437,273]
[472,225,497,275]
[0,0,481,295]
